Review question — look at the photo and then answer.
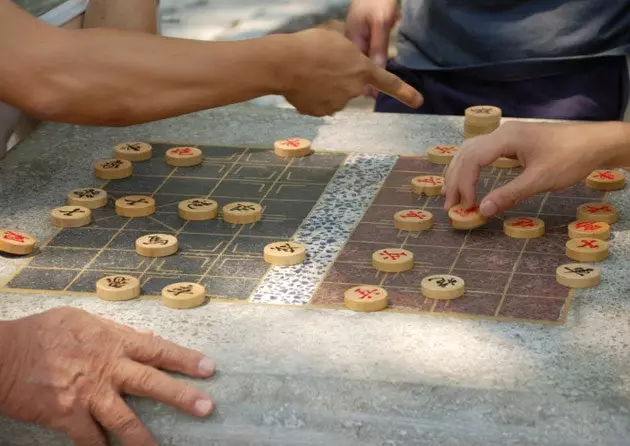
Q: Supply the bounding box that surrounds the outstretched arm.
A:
[0,0,422,126]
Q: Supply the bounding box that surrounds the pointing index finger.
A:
[368,65,423,109]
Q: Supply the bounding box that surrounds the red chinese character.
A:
[401,211,425,219]
[436,146,456,154]
[575,222,602,231]
[380,250,407,261]
[453,207,478,217]
[282,139,301,147]
[415,176,442,185]
[354,288,381,299]
[578,240,599,249]
[586,205,613,214]
[593,171,615,180]
[511,217,534,228]
[171,147,193,156]
[2,231,25,243]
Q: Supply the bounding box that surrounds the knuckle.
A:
[113,413,143,434]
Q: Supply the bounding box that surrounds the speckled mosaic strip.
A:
[249,154,398,305]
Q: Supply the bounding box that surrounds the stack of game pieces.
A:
[464,105,502,139]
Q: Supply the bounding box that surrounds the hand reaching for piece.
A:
[443,121,630,218]
[0,307,216,446]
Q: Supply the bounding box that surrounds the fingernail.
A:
[198,357,216,376]
[480,199,497,217]
[194,398,214,416]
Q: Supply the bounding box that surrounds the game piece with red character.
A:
[448,205,487,230]
[394,209,434,231]
[566,238,609,262]
[503,216,545,239]
[274,138,312,158]
[568,221,610,241]
[344,285,389,312]
[0,229,36,255]
[427,145,458,165]
[372,248,414,273]
[585,169,625,191]
[411,175,443,196]
[576,202,618,224]
[166,146,203,167]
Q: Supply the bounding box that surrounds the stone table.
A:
[0,105,629,446]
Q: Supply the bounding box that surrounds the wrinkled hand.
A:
[0,307,216,446]
[282,28,422,116]
[345,0,399,98]
[443,121,623,218]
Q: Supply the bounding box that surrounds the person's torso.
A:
[397,0,630,80]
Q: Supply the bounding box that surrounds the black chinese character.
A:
[125,198,149,206]
[60,208,85,216]
[102,160,124,169]
[122,143,142,151]
[564,266,594,277]
[271,243,296,253]
[73,188,101,199]
[143,235,168,246]
[428,276,457,288]
[106,276,129,288]
[187,200,213,210]
[230,203,256,212]
[167,284,194,296]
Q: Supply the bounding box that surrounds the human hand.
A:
[345,0,399,98]
[0,307,216,446]
[280,28,422,116]
[443,121,628,218]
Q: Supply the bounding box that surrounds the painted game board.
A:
[0,143,606,324]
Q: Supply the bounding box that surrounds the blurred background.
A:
[159,0,399,112]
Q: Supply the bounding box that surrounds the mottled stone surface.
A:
[0,105,629,445]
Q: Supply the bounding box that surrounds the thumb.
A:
[479,168,543,217]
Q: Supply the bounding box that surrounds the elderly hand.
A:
[443,121,630,218]
[0,307,215,446]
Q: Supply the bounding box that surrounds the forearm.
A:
[593,121,630,167]
[2,27,287,126]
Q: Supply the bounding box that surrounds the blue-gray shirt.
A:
[397,0,630,81]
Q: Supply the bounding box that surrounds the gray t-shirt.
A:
[13,0,68,16]
[397,0,630,81]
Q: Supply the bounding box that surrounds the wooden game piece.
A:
[114,142,153,162]
[503,216,545,239]
[411,175,443,196]
[427,145,458,165]
[492,157,521,169]
[263,241,306,266]
[115,195,155,217]
[178,198,218,221]
[566,238,609,262]
[165,146,204,167]
[448,205,487,230]
[0,229,36,255]
[96,275,141,301]
[67,187,108,209]
[568,221,610,241]
[576,202,618,224]
[343,285,388,312]
[372,248,414,273]
[465,105,502,124]
[135,234,178,257]
[161,282,206,309]
[585,169,625,191]
[274,138,312,158]
[394,209,433,231]
[94,158,132,180]
[222,202,262,224]
[51,206,92,228]
[556,264,600,289]
[420,274,465,300]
